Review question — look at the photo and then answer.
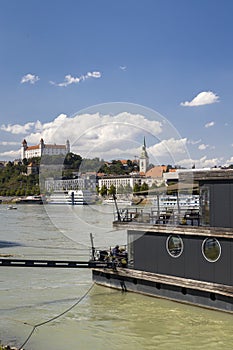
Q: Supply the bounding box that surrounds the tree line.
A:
[0,153,140,196]
[0,161,40,196]
[97,182,150,197]
[2,152,230,197]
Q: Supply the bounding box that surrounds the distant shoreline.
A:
[0,196,17,204]
[0,345,22,350]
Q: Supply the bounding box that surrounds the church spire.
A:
[139,137,149,174]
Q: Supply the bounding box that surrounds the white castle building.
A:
[21,138,70,160]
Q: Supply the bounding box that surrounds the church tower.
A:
[139,137,149,174]
[21,139,27,160]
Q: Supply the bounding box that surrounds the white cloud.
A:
[188,139,201,145]
[1,122,35,134]
[180,91,219,107]
[198,143,208,150]
[225,157,233,166]
[50,75,81,87]
[0,149,20,158]
[195,143,215,151]
[21,73,40,84]
[177,156,221,169]
[41,114,68,130]
[205,121,215,128]
[50,71,101,87]
[0,116,68,137]
[38,112,163,160]
[0,141,19,146]
[85,71,101,79]
[34,120,43,132]
[2,110,225,167]
[120,66,127,71]
[1,111,164,160]
[146,138,188,166]
[199,156,222,167]
[148,138,188,156]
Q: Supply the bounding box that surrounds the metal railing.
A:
[114,207,200,226]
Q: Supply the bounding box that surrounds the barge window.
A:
[166,235,183,258]
[202,238,221,262]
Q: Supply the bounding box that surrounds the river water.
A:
[1,204,233,350]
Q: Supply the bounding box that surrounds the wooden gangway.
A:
[0,258,112,268]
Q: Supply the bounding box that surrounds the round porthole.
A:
[202,238,221,263]
[166,235,183,258]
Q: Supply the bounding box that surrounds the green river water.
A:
[0,204,233,350]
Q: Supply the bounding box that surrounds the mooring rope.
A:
[18,282,95,350]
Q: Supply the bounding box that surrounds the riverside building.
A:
[98,138,164,192]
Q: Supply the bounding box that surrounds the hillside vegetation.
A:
[0,153,139,196]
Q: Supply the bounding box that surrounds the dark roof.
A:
[179,169,233,182]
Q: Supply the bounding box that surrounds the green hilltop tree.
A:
[117,184,124,194]
[123,183,133,194]
[108,184,116,196]
[140,182,149,196]
[100,184,108,197]
[133,183,141,195]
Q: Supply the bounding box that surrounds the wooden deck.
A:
[113,221,233,239]
[94,267,233,298]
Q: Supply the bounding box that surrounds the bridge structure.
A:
[0,258,112,268]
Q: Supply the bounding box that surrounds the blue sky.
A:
[0,0,233,168]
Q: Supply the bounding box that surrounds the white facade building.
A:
[21,138,70,160]
[98,175,143,193]
[44,173,97,192]
[98,138,156,192]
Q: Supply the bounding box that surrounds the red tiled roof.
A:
[26,144,66,150]
[120,159,128,164]
[44,145,66,149]
[145,165,167,178]
[27,145,40,150]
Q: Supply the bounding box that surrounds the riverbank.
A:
[0,345,23,350]
[0,196,17,204]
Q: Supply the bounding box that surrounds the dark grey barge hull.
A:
[93,268,233,313]
[94,170,233,314]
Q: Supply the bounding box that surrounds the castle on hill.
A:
[21,138,70,160]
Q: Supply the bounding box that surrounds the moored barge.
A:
[93,169,233,313]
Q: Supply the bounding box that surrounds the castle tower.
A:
[21,139,27,160]
[139,137,149,174]
[39,138,45,156]
[66,139,70,153]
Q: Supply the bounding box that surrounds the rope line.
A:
[18,282,95,350]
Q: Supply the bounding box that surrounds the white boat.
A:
[47,191,68,205]
[48,190,96,205]
[15,195,44,204]
[7,205,17,210]
[67,190,96,205]
[103,197,132,206]
[152,194,199,210]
